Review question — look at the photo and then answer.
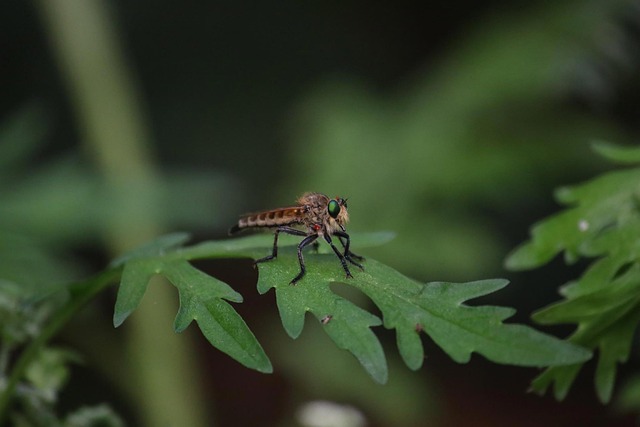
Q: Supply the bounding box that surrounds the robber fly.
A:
[229,192,364,284]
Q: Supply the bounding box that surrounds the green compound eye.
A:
[327,199,341,219]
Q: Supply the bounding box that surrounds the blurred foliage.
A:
[281,0,634,280]
[0,102,236,424]
[506,143,640,403]
[0,286,124,427]
[616,373,640,416]
[0,106,236,248]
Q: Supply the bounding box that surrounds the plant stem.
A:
[35,1,211,425]
[0,267,121,421]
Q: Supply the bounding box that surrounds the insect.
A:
[229,192,364,284]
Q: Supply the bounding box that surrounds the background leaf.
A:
[506,143,640,402]
[592,141,640,164]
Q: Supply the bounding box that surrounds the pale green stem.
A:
[32,1,211,426]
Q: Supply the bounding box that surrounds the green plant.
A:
[506,142,640,403]
[0,240,146,424]
[1,228,592,424]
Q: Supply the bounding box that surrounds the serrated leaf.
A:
[257,252,387,383]
[253,246,590,383]
[111,231,393,375]
[352,261,590,368]
[505,168,640,271]
[163,260,270,372]
[530,363,582,401]
[533,264,640,325]
[112,230,587,383]
[595,309,640,403]
[113,252,271,373]
[508,144,640,402]
[113,258,157,327]
[530,298,640,403]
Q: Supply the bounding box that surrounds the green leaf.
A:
[506,144,640,402]
[257,257,387,383]
[506,167,640,271]
[530,363,582,401]
[365,267,590,368]
[113,248,271,373]
[254,246,590,383]
[529,300,640,403]
[111,231,393,374]
[164,261,270,373]
[111,230,588,383]
[592,141,640,164]
[594,309,640,403]
[169,259,243,331]
[112,259,156,328]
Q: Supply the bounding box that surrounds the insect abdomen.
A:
[229,208,303,234]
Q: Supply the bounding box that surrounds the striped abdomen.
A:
[229,207,304,234]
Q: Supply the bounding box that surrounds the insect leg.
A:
[334,230,365,270]
[255,230,279,264]
[323,234,353,279]
[290,234,319,285]
[256,226,307,264]
[334,230,364,260]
